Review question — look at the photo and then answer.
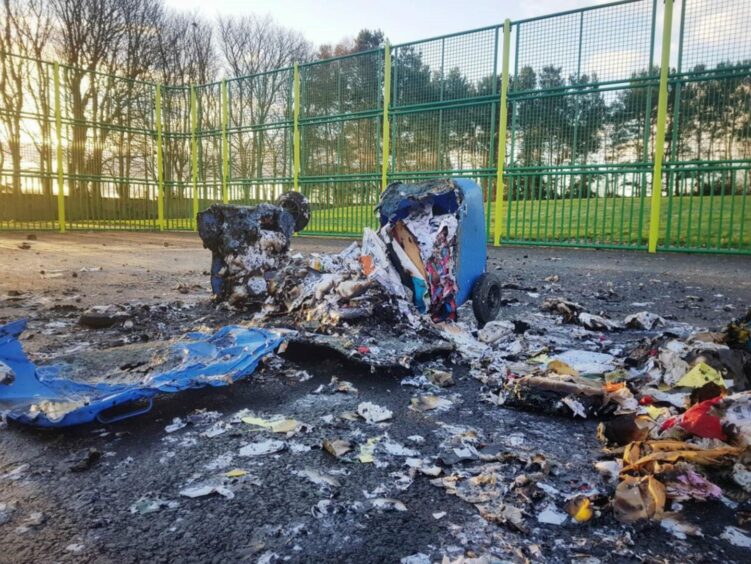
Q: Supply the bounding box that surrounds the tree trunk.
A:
[9,134,21,196]
[69,72,89,206]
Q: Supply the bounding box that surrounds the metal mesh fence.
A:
[500,0,657,248]
[0,0,748,253]
[226,69,294,202]
[662,0,751,252]
[0,56,58,230]
[299,49,383,235]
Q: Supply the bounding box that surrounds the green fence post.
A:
[648,0,674,253]
[53,62,66,233]
[155,84,165,231]
[638,0,659,246]
[381,42,392,192]
[485,26,500,240]
[293,64,301,190]
[493,19,511,246]
[221,80,229,204]
[190,85,199,230]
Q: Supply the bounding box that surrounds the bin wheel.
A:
[275,191,311,232]
[472,272,502,327]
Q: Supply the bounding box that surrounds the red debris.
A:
[661,396,727,441]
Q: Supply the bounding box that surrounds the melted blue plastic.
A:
[0,320,282,428]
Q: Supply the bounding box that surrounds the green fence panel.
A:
[58,65,159,230]
[0,56,58,230]
[162,86,192,230]
[194,82,223,210]
[662,0,751,252]
[225,68,295,210]
[391,27,499,182]
[501,0,657,249]
[299,49,384,235]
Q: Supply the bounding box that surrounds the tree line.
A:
[507,61,750,199]
[300,48,749,205]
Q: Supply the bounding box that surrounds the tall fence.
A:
[0,0,749,253]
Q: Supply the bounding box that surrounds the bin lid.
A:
[377,179,462,226]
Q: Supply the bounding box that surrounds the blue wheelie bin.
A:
[378,178,502,325]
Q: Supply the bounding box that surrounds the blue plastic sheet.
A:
[0,319,282,428]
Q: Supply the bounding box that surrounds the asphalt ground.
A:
[0,232,750,563]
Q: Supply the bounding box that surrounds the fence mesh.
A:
[501,0,657,248]
[300,50,383,235]
[662,0,751,251]
[0,0,748,253]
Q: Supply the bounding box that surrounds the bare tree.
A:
[217,14,312,200]
[2,2,309,211]
[218,14,311,78]
[153,11,216,204]
[155,11,216,86]
[50,0,126,208]
[13,0,55,198]
[111,0,165,202]
[50,0,174,215]
[0,0,28,198]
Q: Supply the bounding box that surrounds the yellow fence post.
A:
[53,62,66,233]
[648,0,674,253]
[191,85,199,229]
[155,84,165,231]
[293,64,301,190]
[493,19,511,246]
[381,42,392,192]
[221,80,229,204]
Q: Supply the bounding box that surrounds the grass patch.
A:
[1,194,748,252]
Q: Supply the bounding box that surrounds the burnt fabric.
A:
[426,226,458,322]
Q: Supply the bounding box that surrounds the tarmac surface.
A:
[1,232,750,563]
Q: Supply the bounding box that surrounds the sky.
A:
[165,0,612,46]
[163,0,748,79]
